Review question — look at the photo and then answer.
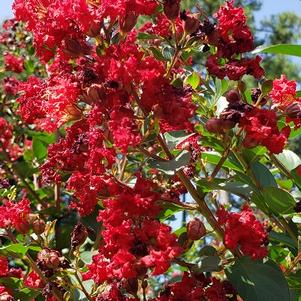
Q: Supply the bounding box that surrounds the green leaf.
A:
[196,179,252,199]
[148,150,191,175]
[275,150,301,172]
[262,187,296,215]
[226,257,290,301]
[202,151,244,172]
[164,131,195,151]
[24,59,35,74]
[149,47,165,61]
[184,72,200,89]
[197,255,221,272]
[137,32,159,40]
[158,202,183,221]
[253,44,301,57]
[251,162,277,187]
[199,246,217,256]
[261,80,273,96]
[269,231,297,249]
[0,244,40,257]
[32,137,48,160]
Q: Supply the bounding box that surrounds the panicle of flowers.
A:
[239,108,290,154]
[84,175,182,288]
[217,205,268,259]
[206,0,264,80]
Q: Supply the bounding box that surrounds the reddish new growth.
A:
[217,205,268,259]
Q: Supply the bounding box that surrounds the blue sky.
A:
[1,0,301,22]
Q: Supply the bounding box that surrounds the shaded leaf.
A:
[226,257,290,301]
[262,187,296,215]
[149,150,191,175]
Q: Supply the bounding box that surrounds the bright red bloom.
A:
[24,271,44,289]
[214,0,254,57]
[4,53,24,73]
[0,118,13,150]
[156,272,238,301]
[206,55,264,80]
[84,176,182,284]
[2,77,19,95]
[217,205,268,259]
[239,108,290,154]
[17,75,81,132]
[270,75,300,109]
[0,199,31,233]
[108,107,142,153]
[141,78,195,132]
[0,257,9,277]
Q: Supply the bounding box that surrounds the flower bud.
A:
[284,102,301,118]
[62,38,92,58]
[63,104,82,123]
[251,88,267,105]
[206,118,235,134]
[120,11,138,33]
[163,0,180,20]
[184,15,200,35]
[32,218,46,235]
[38,249,61,269]
[187,218,206,240]
[226,89,240,103]
[86,22,101,37]
[124,278,138,296]
[86,84,106,103]
[71,223,88,250]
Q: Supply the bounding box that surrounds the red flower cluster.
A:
[17,75,81,132]
[270,75,301,128]
[0,198,31,233]
[0,117,23,160]
[13,0,157,61]
[84,175,182,286]
[156,272,238,301]
[239,108,290,154]
[206,0,264,80]
[2,77,19,95]
[4,53,24,73]
[217,205,268,259]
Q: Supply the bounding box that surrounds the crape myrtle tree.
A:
[0,0,301,300]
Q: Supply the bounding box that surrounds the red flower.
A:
[217,205,268,259]
[214,0,254,57]
[24,271,44,289]
[206,55,264,80]
[0,199,31,233]
[239,108,290,154]
[4,53,24,73]
[108,107,142,153]
[0,257,9,277]
[270,75,300,109]
[2,77,19,95]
